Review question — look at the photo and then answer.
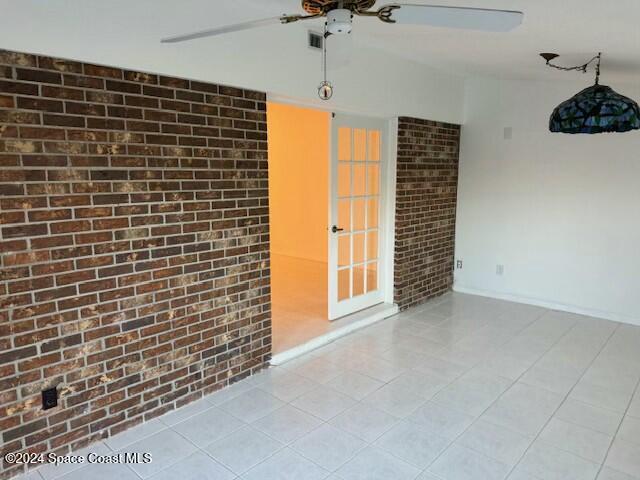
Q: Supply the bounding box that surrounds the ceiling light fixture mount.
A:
[540,52,602,78]
[326,8,353,34]
[540,52,640,134]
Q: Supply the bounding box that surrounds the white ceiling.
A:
[2,0,640,87]
[260,0,640,85]
[0,0,467,121]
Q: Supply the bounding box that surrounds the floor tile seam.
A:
[283,375,374,410]
[202,438,287,477]
[289,434,369,474]
[594,363,640,479]
[422,316,613,478]
[419,307,566,480]
[249,405,328,446]
[503,320,622,479]
[167,418,292,479]
[424,437,516,476]
[546,412,619,439]
[532,436,610,466]
[331,409,402,444]
[167,422,239,471]
[517,374,582,397]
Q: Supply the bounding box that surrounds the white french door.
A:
[328,113,387,320]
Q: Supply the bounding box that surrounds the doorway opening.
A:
[267,102,330,354]
[267,102,395,356]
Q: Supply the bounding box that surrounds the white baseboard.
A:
[453,285,639,327]
[270,303,399,365]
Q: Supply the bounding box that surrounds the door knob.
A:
[331,225,344,233]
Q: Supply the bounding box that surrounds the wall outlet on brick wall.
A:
[0,50,271,462]
[42,387,58,410]
[456,260,463,269]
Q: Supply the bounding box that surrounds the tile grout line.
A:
[175,381,346,478]
[593,361,640,480]
[23,300,631,480]
[150,359,417,480]
[249,310,466,480]
[412,312,562,477]
[165,415,243,479]
[372,303,549,480]
[332,305,547,479]
[418,312,602,478]
[11,304,503,479]
[501,320,623,480]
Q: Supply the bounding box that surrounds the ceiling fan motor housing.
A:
[327,9,353,34]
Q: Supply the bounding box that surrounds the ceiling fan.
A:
[161,0,524,43]
[162,1,523,100]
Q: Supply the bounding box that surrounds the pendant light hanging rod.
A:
[540,52,602,83]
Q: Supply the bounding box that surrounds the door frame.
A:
[266,94,398,314]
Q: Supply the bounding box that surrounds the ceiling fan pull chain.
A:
[324,23,328,83]
[318,22,334,100]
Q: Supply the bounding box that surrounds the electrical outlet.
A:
[496,264,504,276]
[42,387,58,410]
[456,260,463,269]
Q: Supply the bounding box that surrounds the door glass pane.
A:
[338,235,350,267]
[367,231,378,261]
[338,268,350,301]
[338,199,351,232]
[367,164,379,195]
[352,164,365,196]
[353,233,365,264]
[366,262,378,292]
[338,163,350,198]
[369,130,380,162]
[334,121,384,311]
[354,128,366,161]
[353,265,365,296]
[338,127,351,161]
[353,199,366,231]
[367,198,378,229]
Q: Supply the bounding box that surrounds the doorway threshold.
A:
[270,302,399,365]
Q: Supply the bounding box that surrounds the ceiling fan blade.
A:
[162,16,287,43]
[387,4,523,32]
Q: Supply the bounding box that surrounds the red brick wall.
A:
[0,50,271,479]
[394,117,460,310]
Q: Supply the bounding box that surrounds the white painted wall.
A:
[455,76,640,324]
[0,0,464,123]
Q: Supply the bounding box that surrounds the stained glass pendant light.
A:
[541,53,640,134]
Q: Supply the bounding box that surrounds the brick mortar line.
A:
[3,278,271,325]
[0,66,266,99]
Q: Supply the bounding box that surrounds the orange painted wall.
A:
[267,102,329,264]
